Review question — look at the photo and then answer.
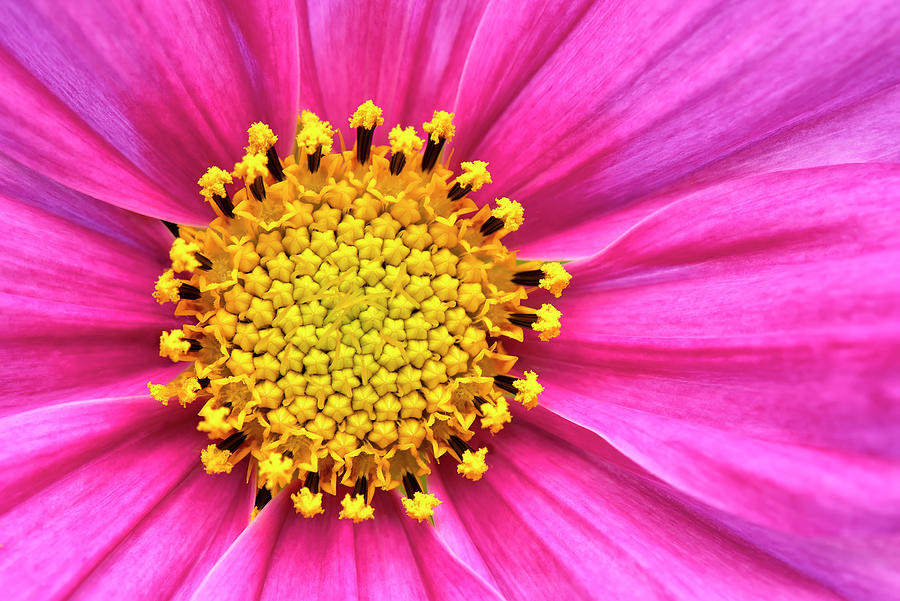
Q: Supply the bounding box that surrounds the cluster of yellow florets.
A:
[149,101,570,522]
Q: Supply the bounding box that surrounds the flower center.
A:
[149,101,570,522]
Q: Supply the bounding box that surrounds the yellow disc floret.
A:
[349,100,385,129]
[149,108,571,522]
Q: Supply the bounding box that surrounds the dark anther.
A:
[494,374,518,394]
[353,475,369,498]
[178,283,201,300]
[480,216,504,236]
[509,313,538,328]
[197,377,210,388]
[266,146,285,182]
[402,472,422,497]
[421,137,446,172]
[186,339,203,352]
[447,182,471,201]
[389,152,406,175]
[356,126,375,164]
[473,395,488,407]
[213,194,235,218]
[195,253,213,270]
[448,435,471,458]
[249,177,266,201]
[161,220,180,237]
[511,269,544,287]
[304,471,320,494]
[307,148,323,173]
[255,487,272,510]
[216,431,247,452]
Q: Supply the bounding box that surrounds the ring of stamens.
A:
[149,102,570,522]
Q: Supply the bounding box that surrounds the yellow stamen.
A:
[491,197,524,232]
[402,491,442,522]
[480,398,512,433]
[540,262,572,297]
[388,125,423,156]
[258,452,294,490]
[159,330,190,361]
[454,161,492,191]
[457,448,489,481]
[513,370,543,409]
[169,238,201,272]
[246,122,278,154]
[292,487,325,517]
[200,444,234,474]
[423,110,455,142]
[147,381,172,405]
[349,100,384,129]
[153,269,181,304]
[198,166,233,200]
[296,111,335,155]
[533,304,562,341]
[233,152,269,183]
[179,377,202,405]
[339,493,375,522]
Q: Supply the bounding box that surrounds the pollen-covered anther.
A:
[200,444,234,474]
[448,160,491,201]
[296,110,335,172]
[159,330,190,361]
[233,152,269,200]
[480,398,512,433]
[513,370,543,409]
[350,100,384,164]
[340,494,375,523]
[533,304,562,341]
[247,122,284,182]
[292,487,325,518]
[402,492,442,522]
[458,448,489,481]
[540,262,572,297]
[388,125,423,175]
[258,452,295,490]
[421,110,455,171]
[153,270,181,304]
[169,238,202,272]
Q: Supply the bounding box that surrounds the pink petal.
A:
[463,0,900,256]
[0,170,180,416]
[433,412,844,600]
[0,397,252,601]
[0,0,300,222]
[191,487,504,601]
[513,163,900,534]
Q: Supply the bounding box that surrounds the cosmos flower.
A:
[1,1,899,600]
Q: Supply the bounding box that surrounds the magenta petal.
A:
[0,0,300,222]
[0,397,252,601]
[433,413,844,600]
[0,174,180,415]
[470,0,900,252]
[514,163,900,534]
[191,488,503,601]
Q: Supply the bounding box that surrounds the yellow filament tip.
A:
[297,111,335,155]
[480,398,512,433]
[292,487,325,517]
[388,125,423,155]
[455,161,491,191]
[159,330,190,361]
[513,370,543,409]
[153,269,181,304]
[197,166,233,200]
[402,491,442,522]
[349,100,384,129]
[233,152,269,183]
[200,444,234,474]
[246,122,278,154]
[457,448,489,481]
[491,197,524,231]
[147,381,172,405]
[533,304,562,341]
[540,262,571,297]
[340,493,375,522]
[258,452,294,490]
[423,110,455,142]
[169,238,201,272]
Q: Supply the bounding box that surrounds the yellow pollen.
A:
[233,152,269,183]
[292,487,325,517]
[169,238,201,272]
[153,269,181,304]
[513,370,543,409]
[457,448,489,481]
[200,445,234,474]
[296,111,335,155]
[198,166,233,200]
[454,161,491,191]
[533,304,562,341]
[423,110,455,142]
[388,125,423,156]
[246,122,278,154]
[349,100,384,129]
[340,494,375,523]
[159,330,190,361]
[492,197,524,231]
[402,491,442,522]
[149,106,572,521]
[540,262,572,297]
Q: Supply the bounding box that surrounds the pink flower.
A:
[1,1,899,600]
